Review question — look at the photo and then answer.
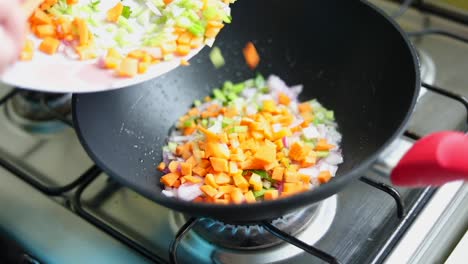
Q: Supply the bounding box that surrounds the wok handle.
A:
[391,131,468,187]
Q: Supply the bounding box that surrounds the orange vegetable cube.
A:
[264,190,279,200]
[214,199,229,205]
[262,100,276,113]
[168,161,179,173]
[278,92,291,105]
[190,37,203,48]
[35,24,56,38]
[243,41,260,70]
[75,46,97,60]
[104,56,121,69]
[315,139,335,151]
[161,41,177,55]
[30,10,52,25]
[67,0,78,4]
[215,173,231,185]
[186,156,198,167]
[205,142,230,159]
[318,171,332,184]
[204,27,221,38]
[118,57,139,77]
[157,162,166,171]
[39,37,60,55]
[200,185,218,198]
[107,48,122,59]
[73,18,89,46]
[180,59,190,66]
[161,173,179,187]
[107,2,124,23]
[284,170,299,183]
[289,142,311,161]
[205,173,219,188]
[218,185,235,194]
[20,40,35,61]
[128,50,146,59]
[192,166,207,177]
[230,188,244,204]
[183,175,202,184]
[180,162,192,176]
[244,191,256,203]
[176,44,191,56]
[249,173,263,191]
[253,142,277,166]
[272,167,284,181]
[229,161,239,175]
[207,20,224,28]
[177,32,192,45]
[210,157,228,172]
[138,62,149,74]
[233,173,249,189]
[300,174,311,184]
[298,102,312,113]
[199,159,211,168]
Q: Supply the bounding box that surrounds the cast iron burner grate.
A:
[191,204,319,250]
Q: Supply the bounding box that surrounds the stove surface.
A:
[0,1,467,264]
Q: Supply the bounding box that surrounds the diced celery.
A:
[201,119,208,127]
[188,21,205,37]
[164,54,175,61]
[226,92,237,101]
[213,89,226,101]
[209,47,225,68]
[325,110,335,121]
[253,189,266,198]
[255,74,265,88]
[194,100,202,107]
[168,142,177,153]
[316,151,330,158]
[232,83,245,93]
[232,126,248,133]
[222,81,234,92]
[203,7,218,20]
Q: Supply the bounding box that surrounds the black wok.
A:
[72,0,420,222]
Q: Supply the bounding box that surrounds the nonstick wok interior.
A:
[73,0,419,222]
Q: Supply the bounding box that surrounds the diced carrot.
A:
[208,20,224,28]
[318,171,332,184]
[301,151,317,167]
[230,188,244,204]
[244,191,256,203]
[128,50,146,60]
[205,27,221,38]
[67,0,78,4]
[283,182,299,193]
[233,173,249,189]
[161,41,177,55]
[215,199,229,205]
[73,18,89,46]
[192,166,207,177]
[215,173,231,185]
[177,32,192,45]
[35,24,56,38]
[30,10,52,25]
[180,162,192,176]
[264,190,279,200]
[180,59,190,66]
[289,142,311,161]
[104,56,120,69]
[315,139,335,151]
[75,46,97,60]
[278,92,291,106]
[249,173,263,191]
[176,44,191,56]
[161,173,179,187]
[190,37,204,48]
[199,159,211,168]
[163,0,174,4]
[205,142,230,159]
[300,174,311,184]
[200,185,218,198]
[107,2,124,23]
[184,175,202,184]
[173,179,181,188]
[218,185,235,193]
[157,162,166,171]
[20,40,35,61]
[243,41,260,70]
[193,196,204,202]
[210,157,228,172]
[107,48,122,59]
[272,167,284,181]
[118,57,139,77]
[205,173,219,188]
[252,142,276,166]
[186,156,198,167]
[197,126,219,141]
[262,100,276,113]
[298,102,312,113]
[284,170,299,183]
[168,161,179,173]
[138,62,149,74]
[39,37,60,55]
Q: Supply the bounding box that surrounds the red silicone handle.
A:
[391,131,468,187]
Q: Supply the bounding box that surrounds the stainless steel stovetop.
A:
[0,1,467,264]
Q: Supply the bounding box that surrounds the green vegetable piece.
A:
[184,120,194,128]
[325,110,335,121]
[316,151,330,158]
[255,73,265,88]
[89,1,100,11]
[201,119,208,127]
[122,6,132,19]
[232,83,245,94]
[253,189,266,198]
[223,81,234,92]
[168,142,177,153]
[232,126,248,133]
[188,21,205,36]
[222,118,234,128]
[209,47,225,68]
[203,7,218,20]
[194,100,202,107]
[213,89,227,101]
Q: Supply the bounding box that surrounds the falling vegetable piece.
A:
[243,41,260,69]
[209,46,225,68]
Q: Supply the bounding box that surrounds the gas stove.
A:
[0,1,467,263]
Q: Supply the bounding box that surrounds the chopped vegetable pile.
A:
[158,74,343,204]
[21,0,235,77]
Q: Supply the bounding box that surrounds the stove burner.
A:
[169,195,337,264]
[4,91,71,133]
[191,205,319,250]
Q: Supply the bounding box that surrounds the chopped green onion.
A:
[194,100,202,107]
[122,6,132,19]
[209,47,225,68]
[183,120,194,128]
[232,83,246,94]
[188,21,205,37]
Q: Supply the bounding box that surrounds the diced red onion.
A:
[325,152,344,165]
[177,183,203,201]
[162,188,176,197]
[282,136,289,148]
[302,126,320,139]
[97,56,106,68]
[298,167,320,178]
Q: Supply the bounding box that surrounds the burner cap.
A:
[189,204,319,250]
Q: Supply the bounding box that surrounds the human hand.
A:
[0,0,26,74]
